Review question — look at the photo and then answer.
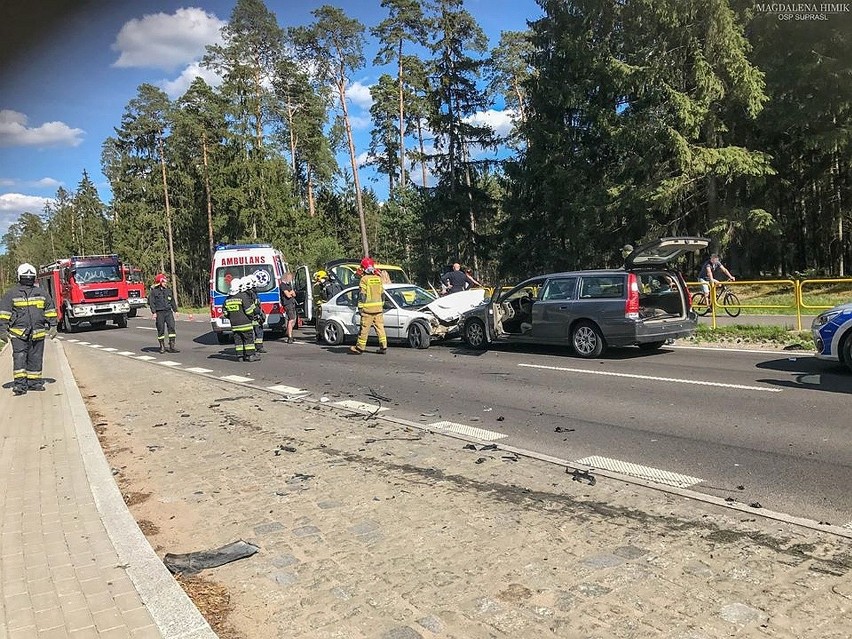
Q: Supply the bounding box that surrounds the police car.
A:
[812,301,852,372]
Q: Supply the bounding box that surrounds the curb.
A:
[54,339,217,639]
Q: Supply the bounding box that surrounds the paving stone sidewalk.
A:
[63,342,852,639]
[0,340,214,638]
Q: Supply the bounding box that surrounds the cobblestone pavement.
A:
[64,343,852,639]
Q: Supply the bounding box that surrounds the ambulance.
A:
[209,244,312,343]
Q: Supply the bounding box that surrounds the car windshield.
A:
[214,265,276,294]
[383,268,410,284]
[74,264,122,283]
[386,286,435,309]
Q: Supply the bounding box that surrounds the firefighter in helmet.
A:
[244,274,267,353]
[349,257,388,354]
[148,273,179,353]
[223,277,260,361]
[0,263,58,395]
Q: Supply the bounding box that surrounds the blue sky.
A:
[0,0,541,246]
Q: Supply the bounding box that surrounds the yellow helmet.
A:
[313,270,328,282]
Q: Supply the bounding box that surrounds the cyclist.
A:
[698,253,735,308]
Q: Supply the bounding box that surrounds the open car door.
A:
[293,265,314,324]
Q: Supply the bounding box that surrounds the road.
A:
[62,313,851,528]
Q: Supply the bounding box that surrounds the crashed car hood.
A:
[421,289,487,321]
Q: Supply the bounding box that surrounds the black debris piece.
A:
[554,427,575,433]
[163,540,260,575]
[274,445,298,456]
[569,469,596,485]
[208,403,220,408]
[368,388,392,403]
[479,444,498,451]
[736,485,745,491]
[749,502,762,509]
[725,497,737,503]
[180,413,190,417]
[496,416,505,422]
[501,455,519,462]
[463,444,477,451]
[292,472,314,481]
[474,457,487,464]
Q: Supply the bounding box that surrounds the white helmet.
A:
[245,274,258,289]
[17,263,36,279]
[228,277,242,296]
[239,277,251,293]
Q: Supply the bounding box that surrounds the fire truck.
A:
[38,255,131,333]
[121,264,147,317]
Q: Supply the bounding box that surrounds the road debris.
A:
[569,469,596,485]
[163,540,260,575]
[554,426,575,433]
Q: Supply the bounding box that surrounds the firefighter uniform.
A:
[245,278,266,353]
[223,287,258,361]
[148,278,178,353]
[0,265,58,394]
[350,262,388,354]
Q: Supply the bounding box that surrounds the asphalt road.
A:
[62,314,851,528]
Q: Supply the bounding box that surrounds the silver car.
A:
[460,237,709,358]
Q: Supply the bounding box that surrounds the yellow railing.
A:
[687,277,852,331]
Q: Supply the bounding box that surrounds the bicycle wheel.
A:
[723,291,741,317]
[691,292,710,316]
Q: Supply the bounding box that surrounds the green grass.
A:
[687,324,813,350]
[178,306,208,315]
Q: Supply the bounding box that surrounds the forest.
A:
[1,0,849,306]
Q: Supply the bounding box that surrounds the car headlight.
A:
[813,311,841,327]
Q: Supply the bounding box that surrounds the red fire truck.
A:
[121,264,147,317]
[38,255,131,332]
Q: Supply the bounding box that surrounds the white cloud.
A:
[348,81,374,110]
[356,151,372,168]
[161,61,222,98]
[348,115,372,131]
[0,110,85,148]
[464,108,518,138]
[35,177,62,188]
[0,193,53,240]
[112,7,225,70]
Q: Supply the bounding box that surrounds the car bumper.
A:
[811,327,838,361]
[70,302,131,318]
[128,297,148,308]
[612,316,697,345]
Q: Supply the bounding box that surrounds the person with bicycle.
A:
[698,254,735,310]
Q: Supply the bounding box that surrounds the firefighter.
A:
[223,278,259,362]
[149,273,179,353]
[349,257,388,355]
[0,263,58,395]
[245,274,266,353]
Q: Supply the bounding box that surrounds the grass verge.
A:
[686,325,813,350]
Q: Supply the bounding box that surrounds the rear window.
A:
[214,264,275,295]
[579,276,624,299]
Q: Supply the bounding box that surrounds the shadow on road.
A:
[755,356,850,395]
[2,377,57,390]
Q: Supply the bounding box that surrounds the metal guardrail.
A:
[687,277,852,331]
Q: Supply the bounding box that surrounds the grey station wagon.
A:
[460,237,709,357]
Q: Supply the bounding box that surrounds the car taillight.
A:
[625,273,640,319]
[677,272,691,310]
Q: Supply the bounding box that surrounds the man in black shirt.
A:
[442,262,480,295]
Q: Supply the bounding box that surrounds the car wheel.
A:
[464,318,488,350]
[572,321,605,358]
[323,321,344,346]
[127,308,137,318]
[842,334,852,374]
[216,332,230,345]
[115,314,128,329]
[408,321,430,349]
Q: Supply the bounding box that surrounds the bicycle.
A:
[691,283,741,318]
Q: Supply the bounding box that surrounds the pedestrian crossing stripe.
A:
[135,355,156,361]
[117,351,135,356]
[88,344,104,348]
[268,384,308,395]
[158,361,181,367]
[101,347,118,352]
[572,455,703,489]
[428,421,506,441]
[185,367,213,373]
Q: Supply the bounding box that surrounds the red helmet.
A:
[360,257,374,270]
[154,273,167,284]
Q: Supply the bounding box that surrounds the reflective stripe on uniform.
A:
[44,310,58,318]
[359,274,385,313]
[25,371,42,379]
[13,369,26,379]
[0,311,10,320]
[11,298,46,308]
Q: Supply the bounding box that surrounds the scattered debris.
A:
[496,416,505,422]
[146,444,162,452]
[483,407,493,412]
[736,485,745,490]
[479,444,498,451]
[164,540,260,576]
[420,412,436,417]
[749,502,762,509]
[291,472,314,481]
[474,457,487,464]
[725,497,737,503]
[501,454,519,462]
[554,426,575,433]
[274,445,297,456]
[368,389,392,403]
[180,413,190,417]
[569,469,596,485]
[462,444,477,451]
[208,403,220,408]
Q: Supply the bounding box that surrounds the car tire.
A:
[62,313,75,334]
[842,333,852,374]
[571,321,605,358]
[638,340,665,351]
[322,321,344,346]
[408,321,430,349]
[115,314,128,329]
[463,318,488,350]
[216,332,230,345]
[127,308,137,318]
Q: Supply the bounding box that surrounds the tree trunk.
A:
[417,118,427,188]
[158,135,178,306]
[338,78,369,257]
[513,77,525,123]
[307,165,316,218]
[202,133,214,260]
[463,146,479,274]
[833,140,845,276]
[397,39,406,189]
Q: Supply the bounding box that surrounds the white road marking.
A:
[185,367,214,374]
[220,374,253,383]
[518,363,782,393]
[158,360,182,367]
[334,399,388,413]
[268,384,308,395]
[671,344,813,356]
[573,455,702,489]
[76,341,90,345]
[101,347,118,352]
[429,421,506,441]
[88,344,104,348]
[66,339,80,342]
[117,351,135,356]
[136,355,156,361]
[136,326,157,331]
